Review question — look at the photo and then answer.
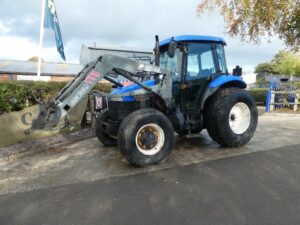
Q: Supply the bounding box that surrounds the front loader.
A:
[27,35,258,167]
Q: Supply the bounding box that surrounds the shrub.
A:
[248,88,268,106]
[0,81,111,114]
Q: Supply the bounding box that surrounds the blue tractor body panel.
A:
[208,75,246,89]
[111,76,246,102]
[160,35,226,46]
[111,79,156,101]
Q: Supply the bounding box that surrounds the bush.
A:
[248,88,268,106]
[0,81,111,114]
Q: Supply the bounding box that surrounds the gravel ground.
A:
[0,109,294,161]
[0,128,95,159]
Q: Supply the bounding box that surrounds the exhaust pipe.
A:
[154,35,160,67]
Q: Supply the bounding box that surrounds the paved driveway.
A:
[0,114,299,225]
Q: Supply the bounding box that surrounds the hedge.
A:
[248,88,268,106]
[0,81,111,114]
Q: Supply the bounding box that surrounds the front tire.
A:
[95,109,117,147]
[118,108,175,167]
[205,88,258,147]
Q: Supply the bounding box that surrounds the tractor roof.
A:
[160,35,226,46]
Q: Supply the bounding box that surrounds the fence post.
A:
[266,90,270,112]
[266,82,275,112]
[270,91,275,111]
[294,91,299,112]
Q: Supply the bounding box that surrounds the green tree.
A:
[197,0,300,51]
[255,62,277,74]
[255,50,300,76]
[296,62,300,75]
[272,51,300,77]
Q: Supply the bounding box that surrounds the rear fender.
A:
[200,75,247,110]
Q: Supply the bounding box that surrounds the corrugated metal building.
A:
[80,44,153,65]
[0,60,83,81]
[0,45,153,81]
[256,73,300,83]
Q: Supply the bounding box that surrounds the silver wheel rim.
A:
[229,102,251,135]
[135,123,165,156]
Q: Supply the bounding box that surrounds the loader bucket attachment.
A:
[24,54,163,134]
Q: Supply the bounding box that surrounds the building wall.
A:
[0,74,10,81]
[51,76,74,82]
[241,73,257,84]
[17,75,51,81]
[1,74,75,82]
[0,74,17,81]
[256,73,300,83]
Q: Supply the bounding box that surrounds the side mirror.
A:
[168,41,177,58]
[232,65,242,76]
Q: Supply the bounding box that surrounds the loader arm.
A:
[25,54,162,134]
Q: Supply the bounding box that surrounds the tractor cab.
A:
[159,35,229,112]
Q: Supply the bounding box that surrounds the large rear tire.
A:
[118,108,175,167]
[95,109,117,147]
[204,88,258,147]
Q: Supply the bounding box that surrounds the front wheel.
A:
[117,108,175,167]
[95,109,117,147]
[205,88,258,147]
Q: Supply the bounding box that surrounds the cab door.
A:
[182,42,217,112]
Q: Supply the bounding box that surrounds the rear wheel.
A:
[118,108,175,167]
[205,88,258,147]
[95,109,117,147]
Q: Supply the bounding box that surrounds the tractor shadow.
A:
[167,132,248,166]
[173,132,222,154]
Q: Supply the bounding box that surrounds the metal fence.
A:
[266,82,299,112]
[249,89,267,106]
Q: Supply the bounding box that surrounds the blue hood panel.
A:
[111,79,156,101]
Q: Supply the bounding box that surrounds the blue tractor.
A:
[29,35,258,167]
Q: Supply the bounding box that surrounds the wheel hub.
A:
[135,123,165,156]
[137,126,159,150]
[229,102,251,135]
[230,113,236,121]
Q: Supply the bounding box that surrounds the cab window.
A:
[186,42,227,80]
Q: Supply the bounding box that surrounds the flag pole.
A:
[37,0,46,81]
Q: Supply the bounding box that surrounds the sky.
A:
[0,0,286,72]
